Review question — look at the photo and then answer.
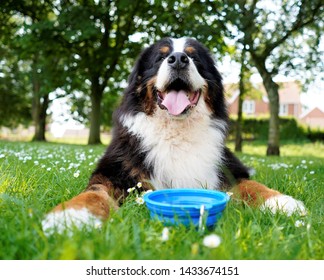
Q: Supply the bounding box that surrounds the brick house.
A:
[226,81,302,118]
[300,107,324,129]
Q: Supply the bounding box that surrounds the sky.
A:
[300,80,324,113]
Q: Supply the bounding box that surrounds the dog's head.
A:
[121,37,227,120]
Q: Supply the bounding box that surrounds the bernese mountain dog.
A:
[42,38,306,232]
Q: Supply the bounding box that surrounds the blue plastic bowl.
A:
[143,189,230,227]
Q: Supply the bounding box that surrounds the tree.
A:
[47,0,149,144]
[1,0,67,141]
[211,0,324,155]
[0,56,32,128]
[0,11,32,128]
[235,48,247,152]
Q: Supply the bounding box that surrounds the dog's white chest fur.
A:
[122,102,226,190]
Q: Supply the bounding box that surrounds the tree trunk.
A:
[264,81,280,156]
[252,56,280,156]
[235,49,246,152]
[31,56,48,142]
[32,94,49,141]
[88,76,103,145]
[235,84,244,152]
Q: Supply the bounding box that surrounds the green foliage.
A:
[305,127,324,142]
[0,140,323,259]
[214,0,324,82]
[229,117,324,142]
[0,6,32,127]
[0,57,32,127]
[228,117,320,141]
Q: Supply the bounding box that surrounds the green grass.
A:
[0,140,323,260]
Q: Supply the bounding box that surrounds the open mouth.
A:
[157,79,201,116]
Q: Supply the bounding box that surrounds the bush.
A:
[305,127,324,142]
[280,118,306,141]
[229,117,323,142]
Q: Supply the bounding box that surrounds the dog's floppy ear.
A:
[127,56,142,89]
[127,45,154,89]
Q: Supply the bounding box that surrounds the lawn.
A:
[0,140,323,260]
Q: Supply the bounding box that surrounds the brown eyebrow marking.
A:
[185,46,196,54]
[160,46,170,54]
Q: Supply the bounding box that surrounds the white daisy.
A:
[127,187,135,193]
[161,227,169,241]
[135,196,144,205]
[295,220,305,228]
[202,234,221,248]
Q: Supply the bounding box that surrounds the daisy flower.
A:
[135,196,144,205]
[161,227,169,241]
[202,234,221,248]
[295,220,305,228]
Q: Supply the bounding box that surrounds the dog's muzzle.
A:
[155,52,204,116]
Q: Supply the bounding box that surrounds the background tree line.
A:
[0,0,323,155]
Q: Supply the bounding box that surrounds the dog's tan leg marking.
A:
[42,176,121,234]
[51,184,119,219]
[231,179,280,206]
[231,179,306,216]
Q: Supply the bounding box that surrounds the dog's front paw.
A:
[260,195,307,216]
[42,208,102,236]
[41,187,118,236]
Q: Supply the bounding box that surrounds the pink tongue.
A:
[161,90,191,116]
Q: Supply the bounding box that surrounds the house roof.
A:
[300,107,324,120]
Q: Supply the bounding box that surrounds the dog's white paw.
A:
[260,195,307,216]
[42,208,102,236]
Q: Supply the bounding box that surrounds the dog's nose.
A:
[167,52,189,69]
